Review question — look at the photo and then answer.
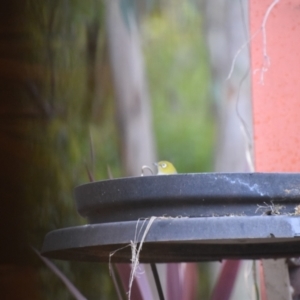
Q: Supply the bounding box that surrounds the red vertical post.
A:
[250,0,300,172]
[250,1,300,299]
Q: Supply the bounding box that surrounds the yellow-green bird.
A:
[154,161,177,175]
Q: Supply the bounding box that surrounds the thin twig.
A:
[259,0,280,84]
[32,247,87,300]
[89,130,95,176]
[151,263,165,300]
[85,162,95,182]
[235,68,254,172]
[110,264,126,300]
[227,29,260,80]
[128,217,157,300]
[107,164,114,180]
[227,0,280,84]
[141,165,154,176]
[252,261,260,300]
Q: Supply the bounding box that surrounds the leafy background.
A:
[0,0,216,299]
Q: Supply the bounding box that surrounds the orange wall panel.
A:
[250,0,300,171]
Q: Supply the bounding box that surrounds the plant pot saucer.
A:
[41,173,300,263]
[42,215,300,263]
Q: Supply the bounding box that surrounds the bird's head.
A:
[154,161,177,175]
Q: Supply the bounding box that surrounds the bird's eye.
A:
[161,163,167,168]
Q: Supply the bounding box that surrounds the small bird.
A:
[154,161,177,175]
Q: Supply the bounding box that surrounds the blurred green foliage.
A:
[142,0,215,173]
[24,0,118,299]
[19,0,215,299]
